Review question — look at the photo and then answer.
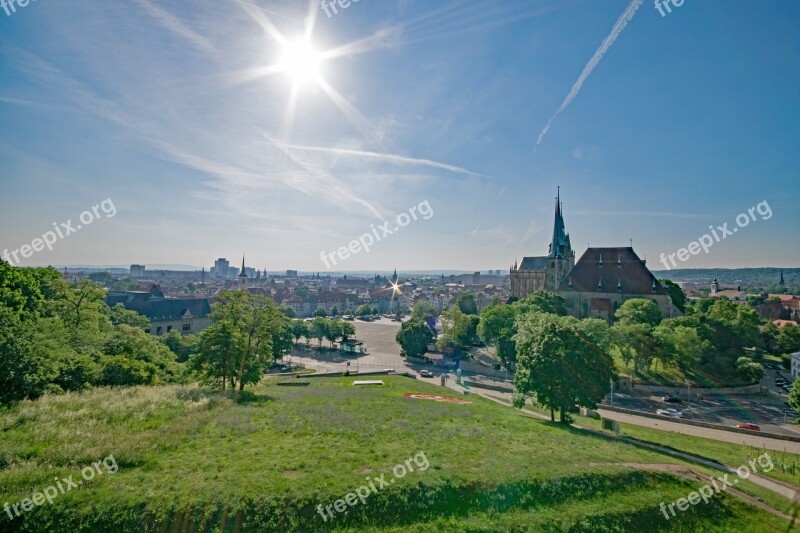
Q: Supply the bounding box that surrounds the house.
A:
[107,285,212,336]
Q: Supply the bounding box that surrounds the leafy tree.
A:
[438,307,478,353]
[278,305,297,318]
[613,322,659,374]
[330,305,339,317]
[615,299,662,327]
[478,304,519,365]
[396,319,434,358]
[102,325,181,383]
[517,291,567,316]
[355,304,372,317]
[513,312,616,423]
[789,378,800,414]
[735,357,765,384]
[324,319,339,348]
[659,279,687,313]
[161,331,198,363]
[456,291,478,315]
[311,317,329,348]
[312,308,328,318]
[761,321,780,353]
[337,320,355,341]
[110,303,149,328]
[191,291,283,397]
[294,287,310,299]
[777,324,800,354]
[411,301,438,322]
[88,272,114,286]
[652,321,708,373]
[291,319,310,345]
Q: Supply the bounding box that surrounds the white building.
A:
[791,352,800,381]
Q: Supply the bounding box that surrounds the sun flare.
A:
[278,38,321,86]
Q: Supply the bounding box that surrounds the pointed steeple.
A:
[547,187,572,260]
[780,269,785,286]
[239,255,246,277]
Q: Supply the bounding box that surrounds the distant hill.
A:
[652,268,800,291]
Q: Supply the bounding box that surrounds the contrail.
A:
[535,0,644,148]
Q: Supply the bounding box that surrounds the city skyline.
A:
[2,1,799,270]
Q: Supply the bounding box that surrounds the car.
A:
[661,396,683,403]
[735,423,761,431]
[656,408,683,418]
[419,370,434,378]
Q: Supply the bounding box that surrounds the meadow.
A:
[0,376,793,532]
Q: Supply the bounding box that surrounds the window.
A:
[182,323,191,332]
[156,327,162,335]
[167,326,172,333]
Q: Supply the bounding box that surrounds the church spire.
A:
[548,187,572,260]
[780,269,785,286]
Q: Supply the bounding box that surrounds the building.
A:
[130,264,146,278]
[213,258,230,279]
[106,285,212,336]
[510,190,680,322]
[792,352,800,380]
[286,270,298,278]
[510,188,575,298]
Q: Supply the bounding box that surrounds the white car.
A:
[419,370,434,378]
[656,408,683,418]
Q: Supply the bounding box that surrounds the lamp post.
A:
[685,379,691,409]
[609,378,614,406]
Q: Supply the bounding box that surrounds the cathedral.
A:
[510,190,681,322]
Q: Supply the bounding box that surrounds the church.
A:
[510,190,681,322]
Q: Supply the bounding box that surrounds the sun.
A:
[278,38,321,86]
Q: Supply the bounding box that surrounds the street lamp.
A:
[609,378,614,407]
[685,379,691,409]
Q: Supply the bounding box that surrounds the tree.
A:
[160,330,197,363]
[330,305,339,317]
[312,308,327,318]
[613,322,659,374]
[517,291,568,316]
[789,378,800,414]
[190,291,283,397]
[324,319,339,348]
[735,357,765,384]
[411,301,438,322]
[438,307,478,353]
[659,279,687,313]
[777,324,800,354]
[110,303,149,328]
[761,321,780,353]
[653,321,708,373]
[615,299,662,327]
[278,305,297,318]
[478,304,519,366]
[291,319,310,345]
[396,320,434,358]
[337,320,355,341]
[456,292,478,315]
[513,312,616,423]
[311,317,329,348]
[355,304,372,317]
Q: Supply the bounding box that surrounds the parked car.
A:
[656,408,683,418]
[661,396,683,403]
[735,423,761,431]
[419,370,434,378]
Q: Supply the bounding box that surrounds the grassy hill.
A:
[0,376,793,532]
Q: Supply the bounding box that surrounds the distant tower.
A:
[391,268,398,283]
[711,277,720,295]
[779,269,785,286]
[238,256,248,291]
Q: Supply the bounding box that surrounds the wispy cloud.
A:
[133,0,217,55]
[535,0,644,148]
[275,142,490,179]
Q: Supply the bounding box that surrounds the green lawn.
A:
[0,376,793,532]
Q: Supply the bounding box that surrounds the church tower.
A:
[238,256,248,291]
[545,187,575,290]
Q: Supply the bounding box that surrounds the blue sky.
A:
[1,0,798,272]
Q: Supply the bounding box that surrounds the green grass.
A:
[0,377,793,532]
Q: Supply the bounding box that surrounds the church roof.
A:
[518,257,549,271]
[558,247,667,296]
